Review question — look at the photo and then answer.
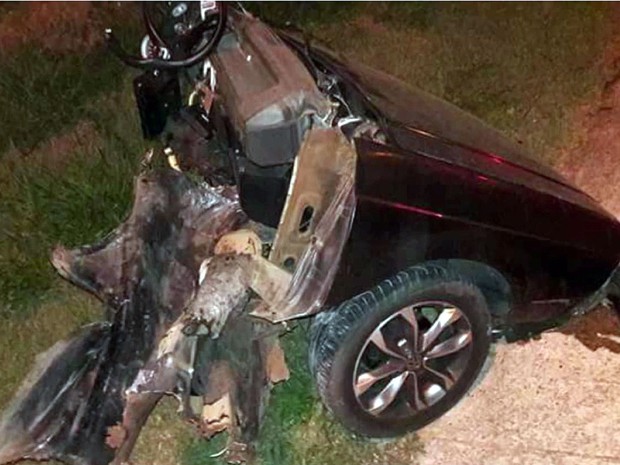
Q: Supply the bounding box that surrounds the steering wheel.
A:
[105,1,228,70]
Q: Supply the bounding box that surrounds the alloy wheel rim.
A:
[353,301,473,418]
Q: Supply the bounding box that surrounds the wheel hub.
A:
[406,354,422,371]
[353,302,474,417]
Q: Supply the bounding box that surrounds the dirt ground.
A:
[557,5,620,216]
[418,307,620,465]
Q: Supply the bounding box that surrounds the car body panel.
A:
[278,32,620,325]
[384,126,619,254]
[328,136,617,321]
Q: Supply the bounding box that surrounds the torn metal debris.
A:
[0,139,356,461]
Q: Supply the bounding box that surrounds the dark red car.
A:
[119,3,620,438]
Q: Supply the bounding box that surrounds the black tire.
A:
[309,264,491,438]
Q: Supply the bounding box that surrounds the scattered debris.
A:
[105,424,128,450]
[0,168,249,465]
[201,393,233,437]
[265,341,290,384]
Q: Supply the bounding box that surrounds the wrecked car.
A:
[2,2,620,464]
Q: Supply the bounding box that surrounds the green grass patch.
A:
[0,3,144,155]
[0,47,124,154]
[256,326,316,465]
[0,284,100,407]
[0,84,148,313]
[0,4,149,312]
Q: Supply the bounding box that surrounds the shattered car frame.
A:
[3,3,620,464]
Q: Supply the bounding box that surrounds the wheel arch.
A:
[422,259,512,319]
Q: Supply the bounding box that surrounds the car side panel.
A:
[328,137,619,323]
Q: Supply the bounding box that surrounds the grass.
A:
[0,3,144,155]
[0,285,100,407]
[0,85,147,313]
[257,329,423,465]
[0,3,148,313]
[0,48,125,154]
[0,2,614,465]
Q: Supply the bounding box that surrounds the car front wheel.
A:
[309,264,491,437]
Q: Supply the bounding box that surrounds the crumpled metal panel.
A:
[252,127,357,322]
[0,130,358,463]
[0,169,246,465]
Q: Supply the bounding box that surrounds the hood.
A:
[337,61,566,182]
